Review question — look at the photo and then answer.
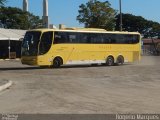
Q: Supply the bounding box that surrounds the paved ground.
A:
[0,79,8,86]
[0,56,160,114]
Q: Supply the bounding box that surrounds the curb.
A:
[0,58,20,61]
[0,80,13,92]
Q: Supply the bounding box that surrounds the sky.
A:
[6,0,160,28]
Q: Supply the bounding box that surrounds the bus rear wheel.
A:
[106,56,114,66]
[52,57,63,68]
[116,55,124,65]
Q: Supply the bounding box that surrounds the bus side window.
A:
[109,34,116,44]
[102,34,110,43]
[54,32,62,44]
[68,33,77,43]
[118,34,125,44]
[90,33,96,43]
[54,34,59,44]
[90,33,103,44]
[79,33,90,43]
[132,35,139,44]
[54,32,68,44]
[39,31,53,55]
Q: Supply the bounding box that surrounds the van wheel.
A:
[106,56,114,66]
[116,55,124,65]
[52,57,62,68]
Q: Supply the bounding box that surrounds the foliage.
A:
[0,0,6,6]
[115,13,160,38]
[77,0,117,30]
[0,6,43,29]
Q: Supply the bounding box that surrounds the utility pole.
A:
[8,40,11,59]
[42,0,49,28]
[23,0,28,12]
[119,0,122,31]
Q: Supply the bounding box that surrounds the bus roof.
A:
[28,28,140,35]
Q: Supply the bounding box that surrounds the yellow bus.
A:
[21,28,141,68]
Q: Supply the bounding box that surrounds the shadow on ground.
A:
[0,64,131,71]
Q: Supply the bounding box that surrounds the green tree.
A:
[0,0,6,6]
[0,6,43,29]
[115,13,160,38]
[77,0,117,30]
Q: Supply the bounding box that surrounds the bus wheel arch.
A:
[116,55,124,65]
[106,56,114,66]
[52,56,63,68]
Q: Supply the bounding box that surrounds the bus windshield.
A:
[22,31,41,56]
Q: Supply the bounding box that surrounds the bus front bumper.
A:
[21,57,38,66]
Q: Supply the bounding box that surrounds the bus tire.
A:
[116,55,124,65]
[52,57,63,68]
[106,56,114,66]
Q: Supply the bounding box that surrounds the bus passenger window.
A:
[39,32,53,55]
[79,33,90,43]
[54,34,60,44]
[69,34,77,43]
[54,32,68,43]
[132,35,139,44]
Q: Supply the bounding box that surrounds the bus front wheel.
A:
[106,56,114,66]
[52,57,63,68]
